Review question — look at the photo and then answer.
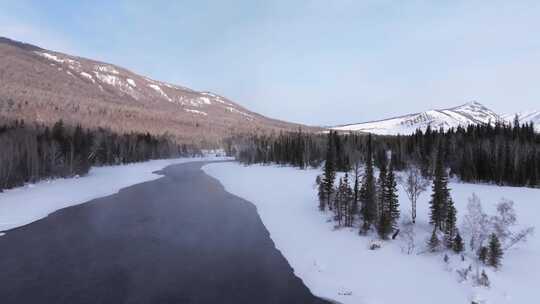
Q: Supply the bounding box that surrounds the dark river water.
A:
[0,161,330,304]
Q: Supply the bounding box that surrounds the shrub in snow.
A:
[505,226,535,250]
[443,254,452,272]
[456,265,472,283]
[369,240,382,250]
[475,270,490,288]
[452,230,464,253]
[399,220,416,254]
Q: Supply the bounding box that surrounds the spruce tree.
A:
[342,173,354,227]
[377,159,400,239]
[352,166,360,215]
[429,143,452,231]
[386,162,400,231]
[322,133,336,211]
[443,203,457,249]
[377,209,392,239]
[377,156,388,219]
[487,233,503,268]
[427,228,440,252]
[359,134,377,233]
[376,154,389,239]
[334,178,344,225]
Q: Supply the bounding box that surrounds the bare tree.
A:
[400,165,429,224]
[490,198,535,250]
[399,219,416,254]
[505,227,534,250]
[461,194,491,252]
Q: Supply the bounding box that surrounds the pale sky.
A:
[1,1,539,126]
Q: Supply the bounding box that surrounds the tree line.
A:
[0,119,199,191]
[232,120,540,188]
[229,121,536,286]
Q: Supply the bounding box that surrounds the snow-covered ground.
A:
[0,156,228,233]
[204,163,540,304]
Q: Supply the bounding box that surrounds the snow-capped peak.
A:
[332,101,503,135]
[449,101,501,125]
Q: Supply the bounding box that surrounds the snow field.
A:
[203,163,540,304]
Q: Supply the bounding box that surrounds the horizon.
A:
[1,1,539,125]
[0,3,539,303]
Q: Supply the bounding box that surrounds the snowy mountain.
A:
[502,110,540,131]
[332,101,504,135]
[0,37,311,144]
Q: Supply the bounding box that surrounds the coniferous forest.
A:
[231,121,540,188]
[0,119,199,191]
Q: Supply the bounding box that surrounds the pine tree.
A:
[359,134,377,233]
[452,230,464,253]
[377,209,392,239]
[322,133,336,211]
[377,159,400,239]
[342,173,354,227]
[334,178,344,225]
[386,162,400,231]
[377,156,388,219]
[316,175,326,211]
[487,233,503,268]
[376,156,390,239]
[352,164,360,215]
[429,143,452,231]
[427,228,440,252]
[444,203,457,249]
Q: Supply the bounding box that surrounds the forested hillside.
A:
[231,121,540,187]
[0,119,198,191]
[0,37,312,146]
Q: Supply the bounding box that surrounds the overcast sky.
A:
[1,1,539,125]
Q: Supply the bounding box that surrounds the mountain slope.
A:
[0,37,310,144]
[502,111,540,131]
[332,101,503,135]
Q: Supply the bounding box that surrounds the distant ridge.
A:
[332,101,538,135]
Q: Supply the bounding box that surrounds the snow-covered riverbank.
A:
[204,162,540,304]
[0,156,229,232]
